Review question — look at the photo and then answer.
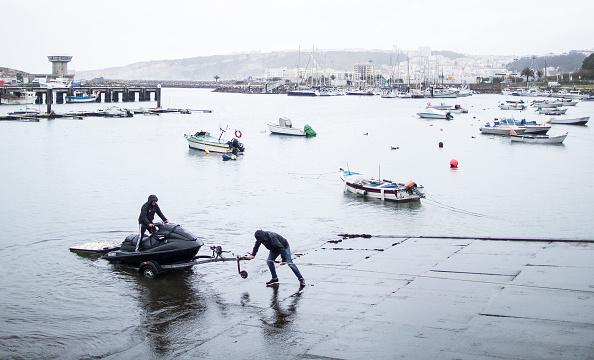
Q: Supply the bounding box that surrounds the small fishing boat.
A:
[267,117,316,136]
[480,118,526,135]
[425,102,452,111]
[96,106,133,117]
[514,119,551,134]
[340,169,425,202]
[287,88,319,96]
[537,108,567,115]
[65,90,100,103]
[417,108,453,120]
[510,132,568,144]
[0,89,36,105]
[184,129,245,154]
[499,102,526,110]
[547,116,589,125]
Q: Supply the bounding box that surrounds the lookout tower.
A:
[47,56,72,77]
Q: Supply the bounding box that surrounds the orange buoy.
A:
[450,159,458,168]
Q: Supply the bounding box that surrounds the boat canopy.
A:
[279,117,292,127]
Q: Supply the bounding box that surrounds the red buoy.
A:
[450,159,458,168]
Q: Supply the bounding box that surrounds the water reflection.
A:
[263,285,303,329]
[134,271,207,357]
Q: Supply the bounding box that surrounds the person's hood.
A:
[254,230,266,242]
[148,194,158,203]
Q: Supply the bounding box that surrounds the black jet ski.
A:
[101,222,203,267]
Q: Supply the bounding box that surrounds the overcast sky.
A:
[2,0,593,74]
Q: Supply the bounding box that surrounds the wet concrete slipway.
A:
[171,235,594,359]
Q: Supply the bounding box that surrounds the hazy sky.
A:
[2,0,593,74]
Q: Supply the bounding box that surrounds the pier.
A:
[0,85,161,105]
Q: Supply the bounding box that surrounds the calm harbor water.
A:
[1,88,593,358]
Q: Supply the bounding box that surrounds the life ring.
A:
[235,130,242,138]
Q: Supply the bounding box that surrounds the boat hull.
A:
[511,133,567,144]
[65,96,99,103]
[480,127,526,135]
[548,116,589,125]
[185,134,232,153]
[267,123,306,136]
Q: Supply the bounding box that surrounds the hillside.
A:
[73,50,463,81]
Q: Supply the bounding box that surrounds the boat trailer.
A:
[138,245,251,279]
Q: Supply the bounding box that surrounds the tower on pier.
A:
[47,56,72,77]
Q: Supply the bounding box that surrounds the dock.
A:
[187,234,594,359]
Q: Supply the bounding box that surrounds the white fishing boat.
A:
[499,102,527,110]
[417,108,453,120]
[267,117,316,136]
[480,118,526,135]
[425,102,452,111]
[531,100,561,108]
[556,89,585,99]
[547,116,589,125]
[184,129,245,154]
[537,108,567,115]
[0,89,36,105]
[510,132,568,144]
[287,88,319,96]
[340,169,425,202]
[553,99,577,106]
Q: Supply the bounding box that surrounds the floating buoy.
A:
[440,128,443,131]
[363,132,368,136]
[438,142,443,148]
[450,159,458,168]
[391,146,399,150]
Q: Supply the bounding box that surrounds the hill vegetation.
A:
[505,51,587,73]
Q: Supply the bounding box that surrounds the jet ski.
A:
[101,222,203,267]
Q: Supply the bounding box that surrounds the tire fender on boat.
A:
[235,130,242,138]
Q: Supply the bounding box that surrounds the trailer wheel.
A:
[239,270,248,279]
[140,261,160,279]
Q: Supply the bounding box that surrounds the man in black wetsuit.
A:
[137,194,168,252]
[247,230,305,287]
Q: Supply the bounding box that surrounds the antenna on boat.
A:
[378,164,381,181]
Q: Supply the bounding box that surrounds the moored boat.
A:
[537,108,567,115]
[267,117,316,136]
[514,119,551,134]
[65,90,100,103]
[0,89,36,105]
[184,129,245,154]
[547,116,589,125]
[480,118,526,135]
[340,169,425,202]
[417,108,453,120]
[510,132,568,144]
[499,101,526,110]
[287,88,319,96]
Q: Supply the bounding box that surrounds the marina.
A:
[1,88,593,359]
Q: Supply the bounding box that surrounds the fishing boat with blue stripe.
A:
[340,169,425,202]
